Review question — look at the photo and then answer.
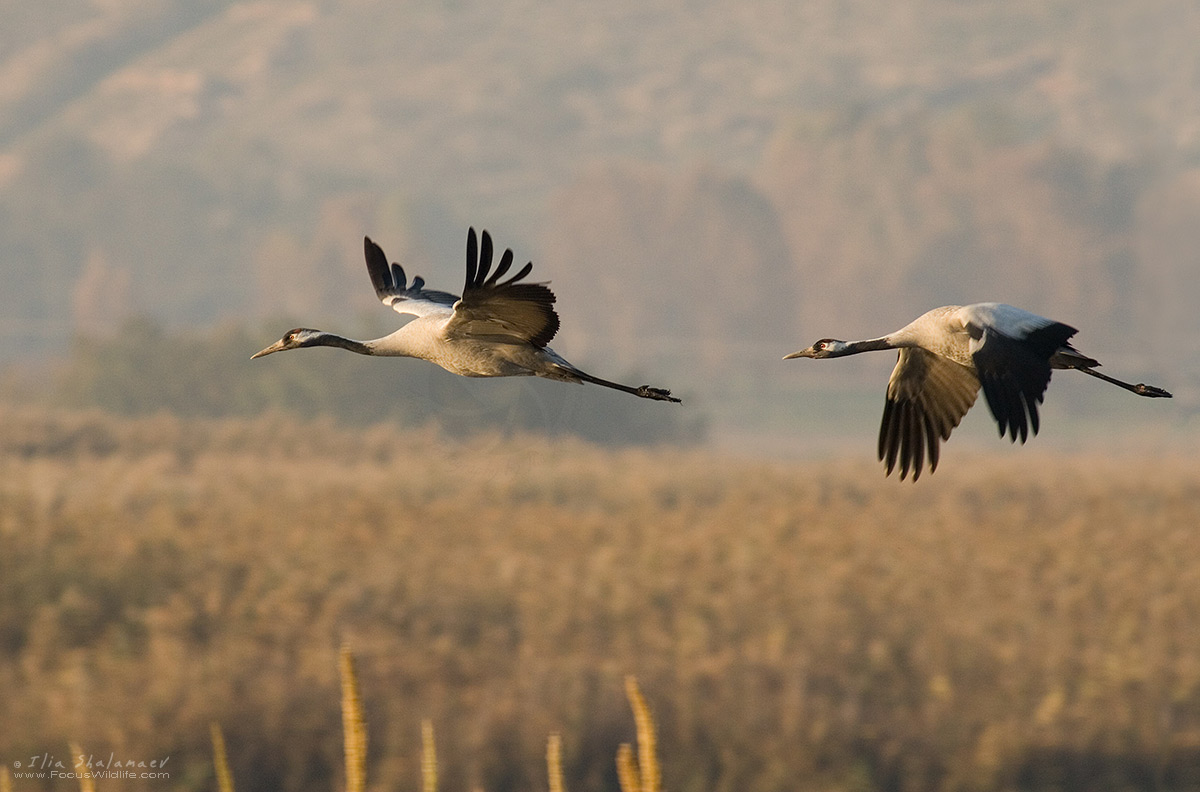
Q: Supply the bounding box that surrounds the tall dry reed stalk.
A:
[615,744,639,792]
[339,645,367,792]
[210,722,235,792]
[616,677,660,792]
[68,743,96,792]
[546,732,565,792]
[421,719,438,792]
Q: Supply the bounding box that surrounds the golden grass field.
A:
[2,406,1200,791]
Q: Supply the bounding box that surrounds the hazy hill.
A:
[543,163,797,372]
[2,0,1198,430]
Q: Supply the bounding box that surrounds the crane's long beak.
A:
[251,340,286,359]
[783,347,815,360]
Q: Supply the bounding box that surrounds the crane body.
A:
[785,303,1171,480]
[253,228,680,403]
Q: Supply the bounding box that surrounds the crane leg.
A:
[1075,366,1172,398]
[556,366,682,403]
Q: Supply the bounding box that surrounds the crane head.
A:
[251,328,321,359]
[783,339,849,360]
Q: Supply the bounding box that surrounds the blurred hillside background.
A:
[2,0,1198,448]
[5,5,1200,791]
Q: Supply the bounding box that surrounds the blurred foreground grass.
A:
[1,406,1200,791]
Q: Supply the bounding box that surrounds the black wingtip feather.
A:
[477,230,494,286]
[897,402,913,480]
[910,406,925,482]
[364,236,394,296]
[878,398,894,465]
[390,262,408,290]
[925,414,940,476]
[986,374,1033,444]
[878,393,944,482]
[486,249,514,285]
[466,227,478,287]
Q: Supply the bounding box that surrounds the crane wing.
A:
[968,320,1076,443]
[364,237,459,318]
[878,349,980,481]
[443,227,560,348]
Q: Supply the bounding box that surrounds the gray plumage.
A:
[253,228,680,403]
[784,303,1171,481]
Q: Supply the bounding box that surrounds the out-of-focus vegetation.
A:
[47,316,705,446]
[2,407,1199,791]
[207,652,657,792]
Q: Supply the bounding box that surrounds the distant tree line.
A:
[49,316,706,446]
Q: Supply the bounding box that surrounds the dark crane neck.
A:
[309,332,373,355]
[831,337,896,357]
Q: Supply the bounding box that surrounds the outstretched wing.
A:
[878,349,980,481]
[443,227,560,347]
[967,317,1077,443]
[364,237,459,318]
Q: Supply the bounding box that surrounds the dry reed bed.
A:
[1,406,1199,791]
